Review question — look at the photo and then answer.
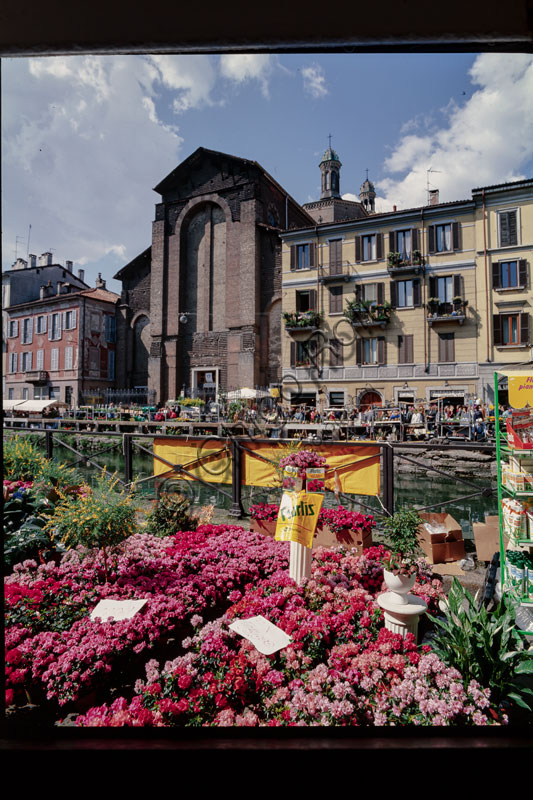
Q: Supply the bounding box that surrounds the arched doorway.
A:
[359,390,382,412]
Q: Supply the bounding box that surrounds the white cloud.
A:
[376,53,533,211]
[341,193,358,202]
[302,64,328,98]
[2,55,223,287]
[219,54,273,98]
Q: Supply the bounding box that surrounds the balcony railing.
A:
[319,262,350,283]
[427,299,468,325]
[387,250,425,275]
[283,310,323,340]
[344,301,392,329]
[24,370,49,384]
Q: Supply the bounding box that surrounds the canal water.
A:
[50,436,498,540]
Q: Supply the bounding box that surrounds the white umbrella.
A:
[225,387,270,400]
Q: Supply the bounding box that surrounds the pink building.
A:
[5,275,119,407]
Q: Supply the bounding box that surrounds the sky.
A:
[3,52,533,294]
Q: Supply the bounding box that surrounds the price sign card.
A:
[90,599,147,622]
[275,491,324,548]
[229,615,292,655]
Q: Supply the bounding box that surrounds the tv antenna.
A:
[426,167,442,203]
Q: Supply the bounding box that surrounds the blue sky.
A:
[3,52,533,293]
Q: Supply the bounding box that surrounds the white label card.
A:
[229,615,292,655]
[90,599,148,622]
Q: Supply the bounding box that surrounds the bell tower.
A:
[359,169,376,213]
[320,135,341,199]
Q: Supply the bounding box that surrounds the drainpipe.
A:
[316,225,321,379]
[421,207,428,373]
[482,189,491,363]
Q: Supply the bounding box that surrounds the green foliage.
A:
[172,397,205,407]
[428,578,533,712]
[144,492,196,537]
[36,458,81,492]
[382,506,423,573]
[3,436,46,481]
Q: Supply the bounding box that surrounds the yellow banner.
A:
[508,374,533,409]
[275,491,324,548]
[241,442,380,496]
[153,438,232,483]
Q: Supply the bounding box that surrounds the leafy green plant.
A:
[3,436,46,482]
[382,506,423,575]
[428,578,533,714]
[44,471,137,581]
[144,492,196,538]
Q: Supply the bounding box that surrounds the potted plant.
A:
[412,250,424,266]
[387,251,401,268]
[249,502,280,537]
[382,506,423,602]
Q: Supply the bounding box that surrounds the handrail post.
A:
[382,444,394,516]
[123,433,133,484]
[45,430,53,460]
[229,438,244,518]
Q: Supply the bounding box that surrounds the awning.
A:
[14,399,68,413]
[3,399,25,411]
[225,387,270,400]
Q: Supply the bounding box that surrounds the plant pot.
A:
[383,569,416,605]
[250,519,277,538]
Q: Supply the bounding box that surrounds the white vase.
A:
[383,569,416,605]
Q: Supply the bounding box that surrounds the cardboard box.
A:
[314,525,372,552]
[473,515,501,561]
[418,512,465,563]
[507,416,533,450]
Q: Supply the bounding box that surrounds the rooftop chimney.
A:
[66,260,73,272]
[429,189,440,206]
[77,268,85,283]
[39,252,53,266]
[13,258,28,270]
[40,285,46,300]
[95,273,106,289]
[56,281,63,295]
[29,254,37,268]
[393,205,397,212]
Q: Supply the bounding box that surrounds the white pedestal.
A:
[377,592,427,640]
[289,541,312,584]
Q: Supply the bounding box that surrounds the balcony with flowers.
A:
[386,249,425,277]
[343,298,392,329]
[426,297,468,326]
[283,309,323,340]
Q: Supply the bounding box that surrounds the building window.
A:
[22,388,29,400]
[492,259,527,290]
[8,353,17,373]
[329,339,344,367]
[8,320,18,338]
[435,224,452,252]
[356,336,386,365]
[295,290,317,312]
[396,229,411,260]
[290,242,315,270]
[51,348,59,371]
[50,313,62,341]
[21,318,33,344]
[105,315,116,343]
[89,347,99,371]
[438,332,455,362]
[437,275,454,303]
[49,386,60,400]
[363,338,378,364]
[502,314,520,345]
[8,388,14,400]
[290,340,317,367]
[21,352,32,372]
[498,209,518,247]
[34,386,47,399]
[362,234,377,262]
[329,286,343,314]
[428,222,460,254]
[64,309,77,330]
[398,334,414,364]
[108,351,115,380]
[36,315,47,334]
[328,239,342,274]
[396,280,414,308]
[65,346,73,370]
[329,391,345,407]
[36,350,44,371]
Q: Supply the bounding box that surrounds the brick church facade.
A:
[115,147,314,404]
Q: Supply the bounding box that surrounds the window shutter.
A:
[355,338,363,365]
[108,351,115,380]
[355,236,361,263]
[519,260,528,289]
[492,262,501,289]
[428,226,435,255]
[452,222,461,251]
[520,312,530,345]
[377,283,385,305]
[428,276,437,299]
[376,234,383,260]
[398,335,405,363]
[48,314,53,340]
[37,350,44,370]
[448,333,455,362]
[27,352,32,371]
[330,339,343,367]
[453,274,463,299]
[411,228,419,251]
[34,317,38,335]
[290,341,296,367]
[493,315,503,347]
[329,286,342,314]
[390,281,398,308]
[355,284,362,303]
[500,213,509,246]
[19,353,24,372]
[438,334,445,362]
[290,246,296,270]
[309,290,317,310]
[389,231,396,253]
[413,279,421,307]
[508,211,517,246]
[406,334,414,363]
[309,244,315,268]
[13,320,19,338]
[377,336,386,365]
[51,348,59,371]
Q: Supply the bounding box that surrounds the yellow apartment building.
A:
[280,166,532,412]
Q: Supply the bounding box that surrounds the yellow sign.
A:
[508,374,533,409]
[275,491,324,548]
